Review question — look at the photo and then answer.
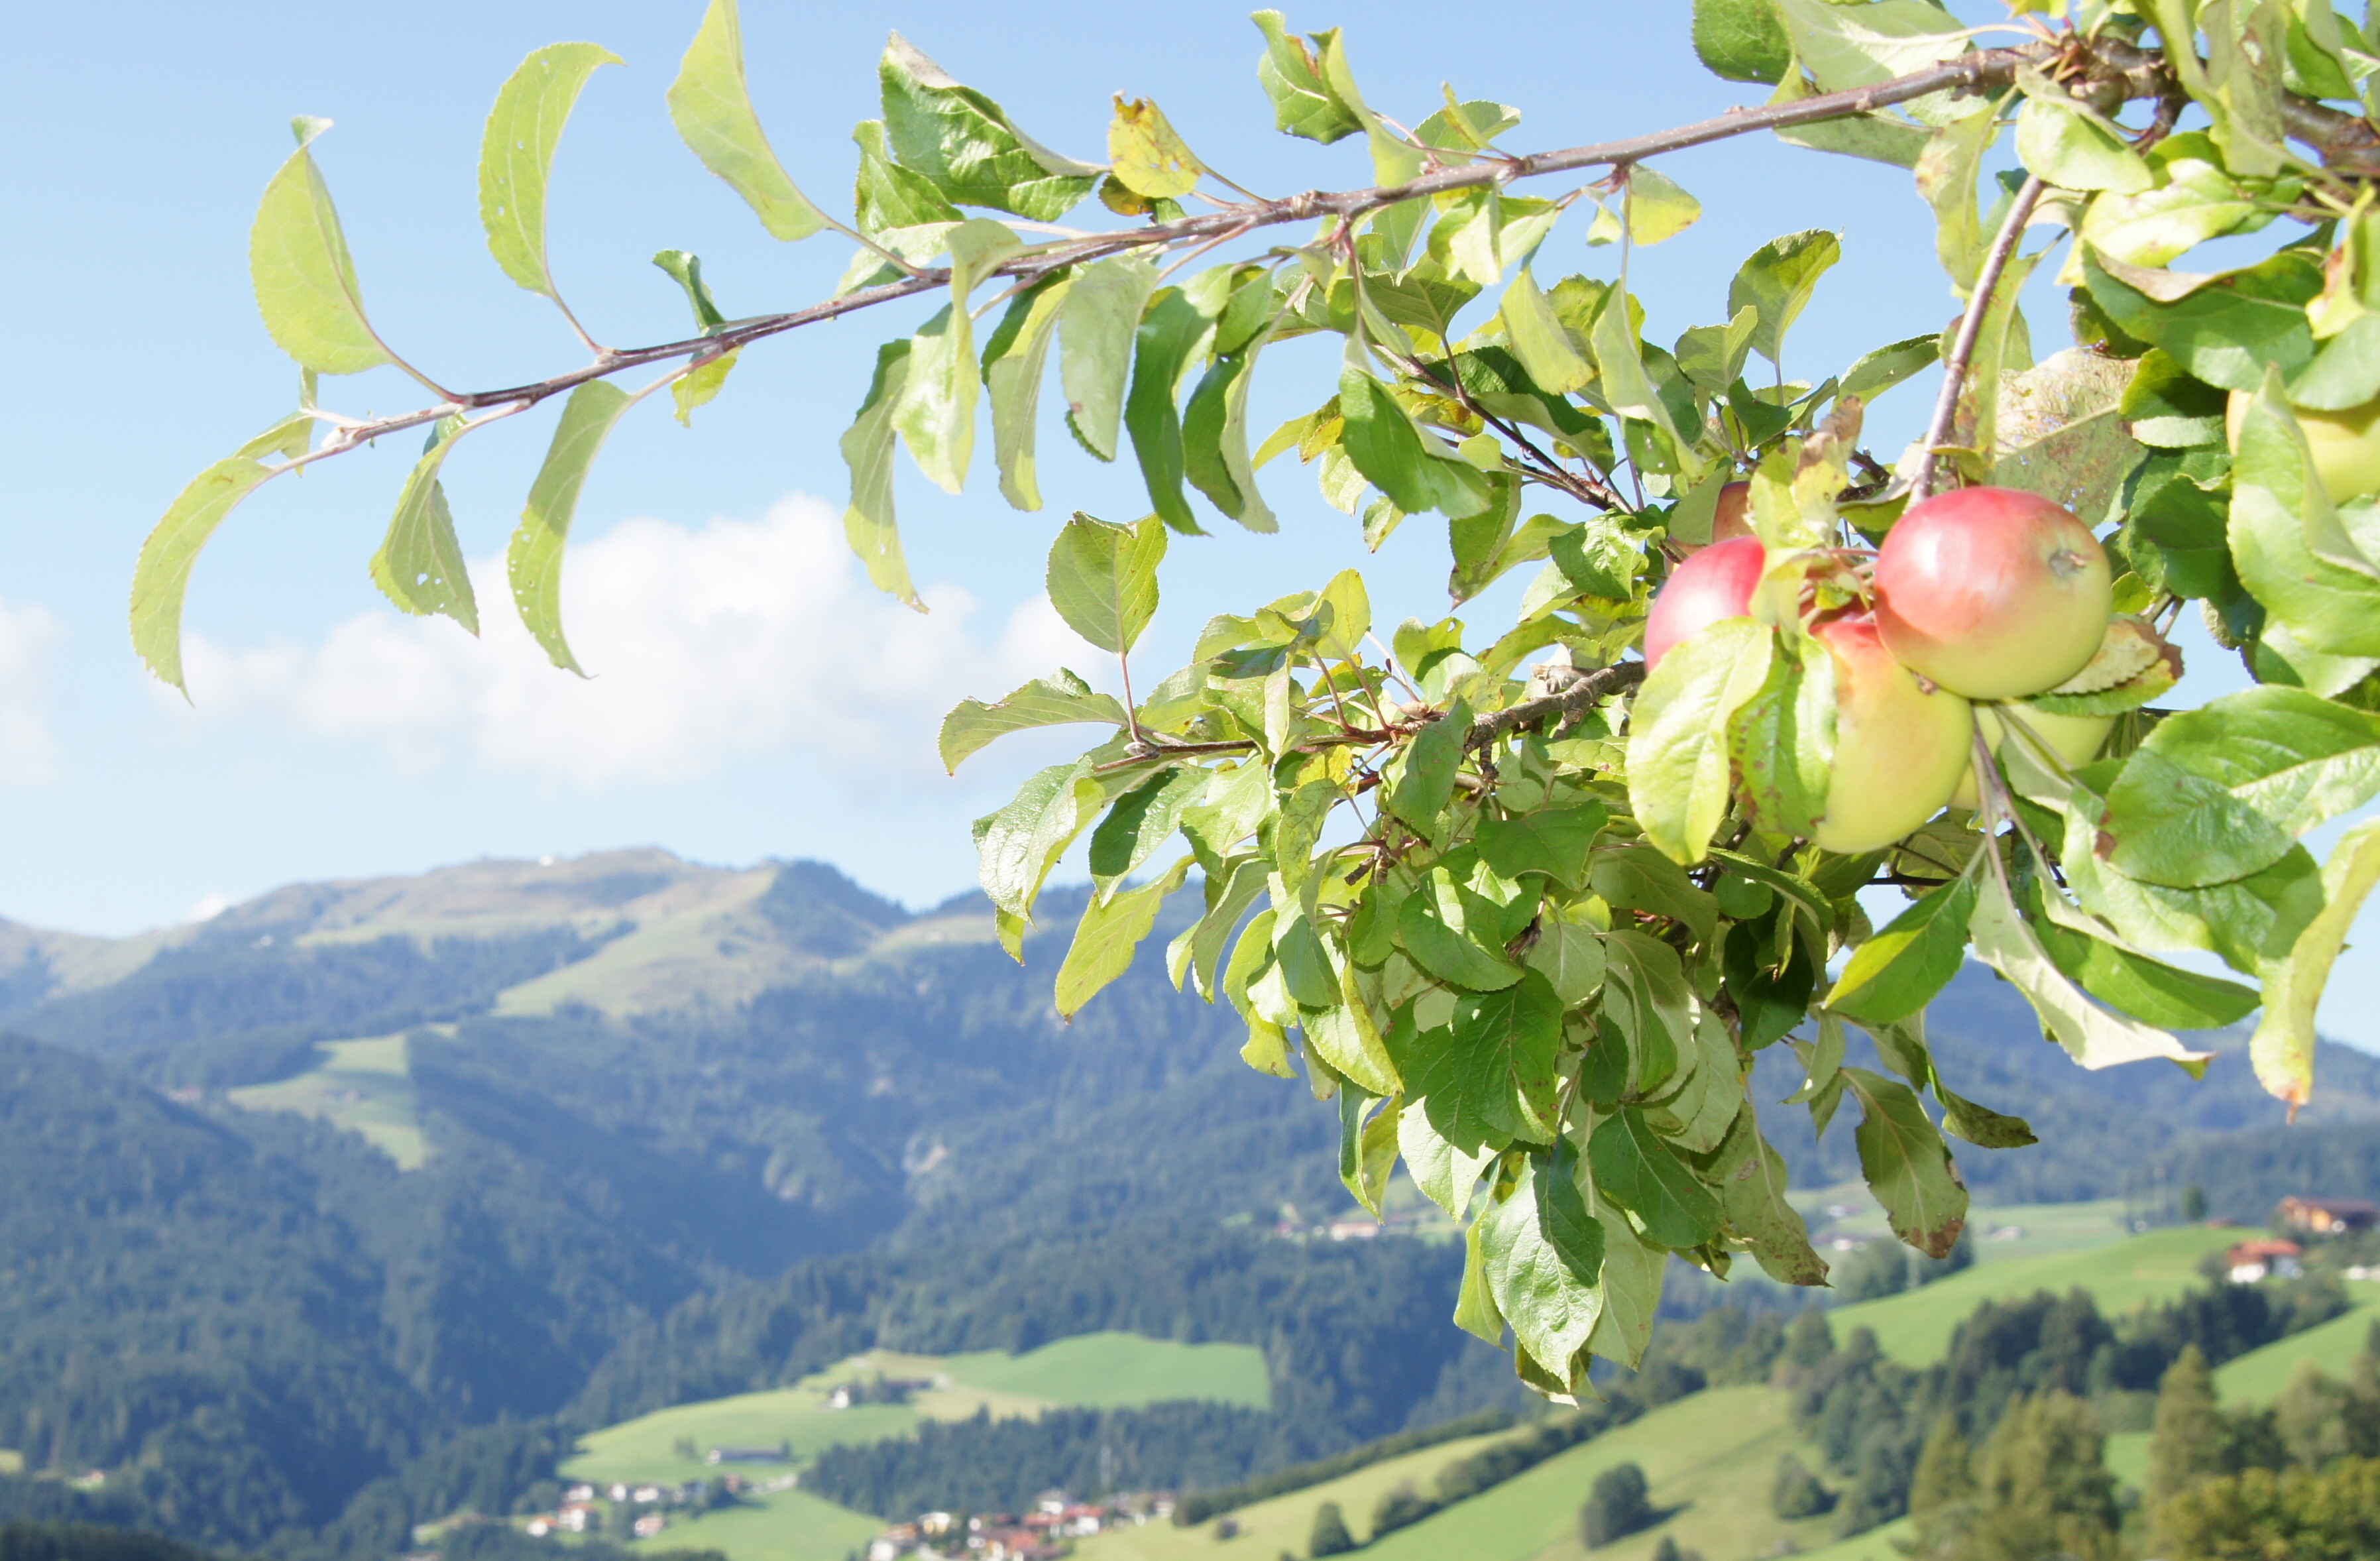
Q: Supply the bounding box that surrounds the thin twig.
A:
[1911,174,2048,503]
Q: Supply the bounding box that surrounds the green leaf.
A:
[1729,230,1842,367]
[1589,284,1692,469]
[2015,93,2151,194]
[1841,333,1941,405]
[1478,804,1608,892]
[671,350,739,427]
[1729,628,1837,839]
[1251,11,1363,143]
[2023,877,2261,1031]
[1385,703,1472,833]
[1840,1067,1966,1259]
[1400,1098,1497,1220]
[1827,869,1979,1025]
[479,42,621,300]
[1451,972,1565,1145]
[840,339,923,608]
[1585,1177,1665,1369]
[1775,0,1968,92]
[1624,165,1701,246]
[2104,687,2380,888]
[2080,132,2284,269]
[1396,866,1524,992]
[1058,257,1160,463]
[1968,865,2216,1072]
[1046,512,1165,655]
[1590,845,1720,945]
[879,33,1099,221]
[980,274,1074,512]
[1340,1088,1400,1218]
[1601,931,1693,1095]
[249,119,396,377]
[652,250,729,331]
[2253,817,2380,1110]
[2082,249,2320,394]
[1692,0,1790,83]
[1524,918,1607,1008]
[2230,376,2380,658]
[1479,1150,1605,1381]
[1723,921,1816,1053]
[1454,1204,1506,1345]
[1915,105,1999,290]
[371,420,479,637]
[509,382,634,673]
[1129,282,1227,533]
[940,670,1127,772]
[975,758,1100,919]
[131,459,280,693]
[1054,856,1192,1017]
[1339,367,1493,520]
[852,119,963,235]
[892,219,1022,494]
[1183,292,1283,533]
[667,0,832,241]
[1589,1107,1723,1250]
[1627,619,1772,865]
[1709,1104,1827,1285]
[1088,766,1208,893]
[2120,349,2227,448]
[1499,270,1593,396]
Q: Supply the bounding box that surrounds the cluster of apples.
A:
[1643,483,2114,854]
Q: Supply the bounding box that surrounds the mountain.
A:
[2,850,2378,1553]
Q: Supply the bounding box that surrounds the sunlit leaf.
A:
[509,382,634,673]
[249,118,396,377]
[480,42,622,301]
[131,459,281,693]
[667,0,832,241]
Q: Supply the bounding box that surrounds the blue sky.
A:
[3,3,2371,1046]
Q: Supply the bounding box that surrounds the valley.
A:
[2,850,2378,1561]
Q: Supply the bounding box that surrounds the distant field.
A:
[580,1335,1269,1561]
[2214,1279,2380,1402]
[0,1450,21,1475]
[1829,1226,2243,1363]
[1795,1186,2132,1267]
[226,1033,428,1169]
[938,1332,1271,1411]
[1789,1515,1916,1560]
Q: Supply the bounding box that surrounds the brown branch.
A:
[283,33,2380,480]
[1911,173,2048,503]
[1096,659,1648,774]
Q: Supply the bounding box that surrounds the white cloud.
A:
[0,597,61,784]
[174,494,1097,787]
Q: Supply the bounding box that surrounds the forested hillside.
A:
[1,852,2376,1556]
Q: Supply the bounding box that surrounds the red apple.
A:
[1644,535,1766,671]
[1872,487,2111,699]
[1808,612,1974,854]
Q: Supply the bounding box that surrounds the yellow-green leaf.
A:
[479,42,622,299]
[667,0,832,241]
[1054,856,1194,1017]
[371,420,480,636]
[249,118,393,376]
[2252,817,2380,1111]
[131,459,281,693]
[1108,96,1204,200]
[511,382,635,673]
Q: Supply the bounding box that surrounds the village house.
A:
[2228,1238,2304,1283]
[2275,1196,2380,1236]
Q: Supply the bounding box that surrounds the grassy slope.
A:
[226,1033,427,1169]
[0,1450,21,1474]
[938,1332,1272,1411]
[573,1336,1267,1561]
[1828,1226,2243,1364]
[1074,1387,1848,1561]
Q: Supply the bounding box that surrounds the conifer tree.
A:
[1906,1414,1976,1560]
[1961,1393,2118,1561]
[2147,1342,2227,1547]
[1306,1501,1353,1558]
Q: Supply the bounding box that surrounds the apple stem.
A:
[1911,174,2049,504]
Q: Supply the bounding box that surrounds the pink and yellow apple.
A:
[1644,534,1765,670]
[2226,389,2380,504]
[1947,705,2117,811]
[1807,612,1975,854]
[1872,487,2112,700]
